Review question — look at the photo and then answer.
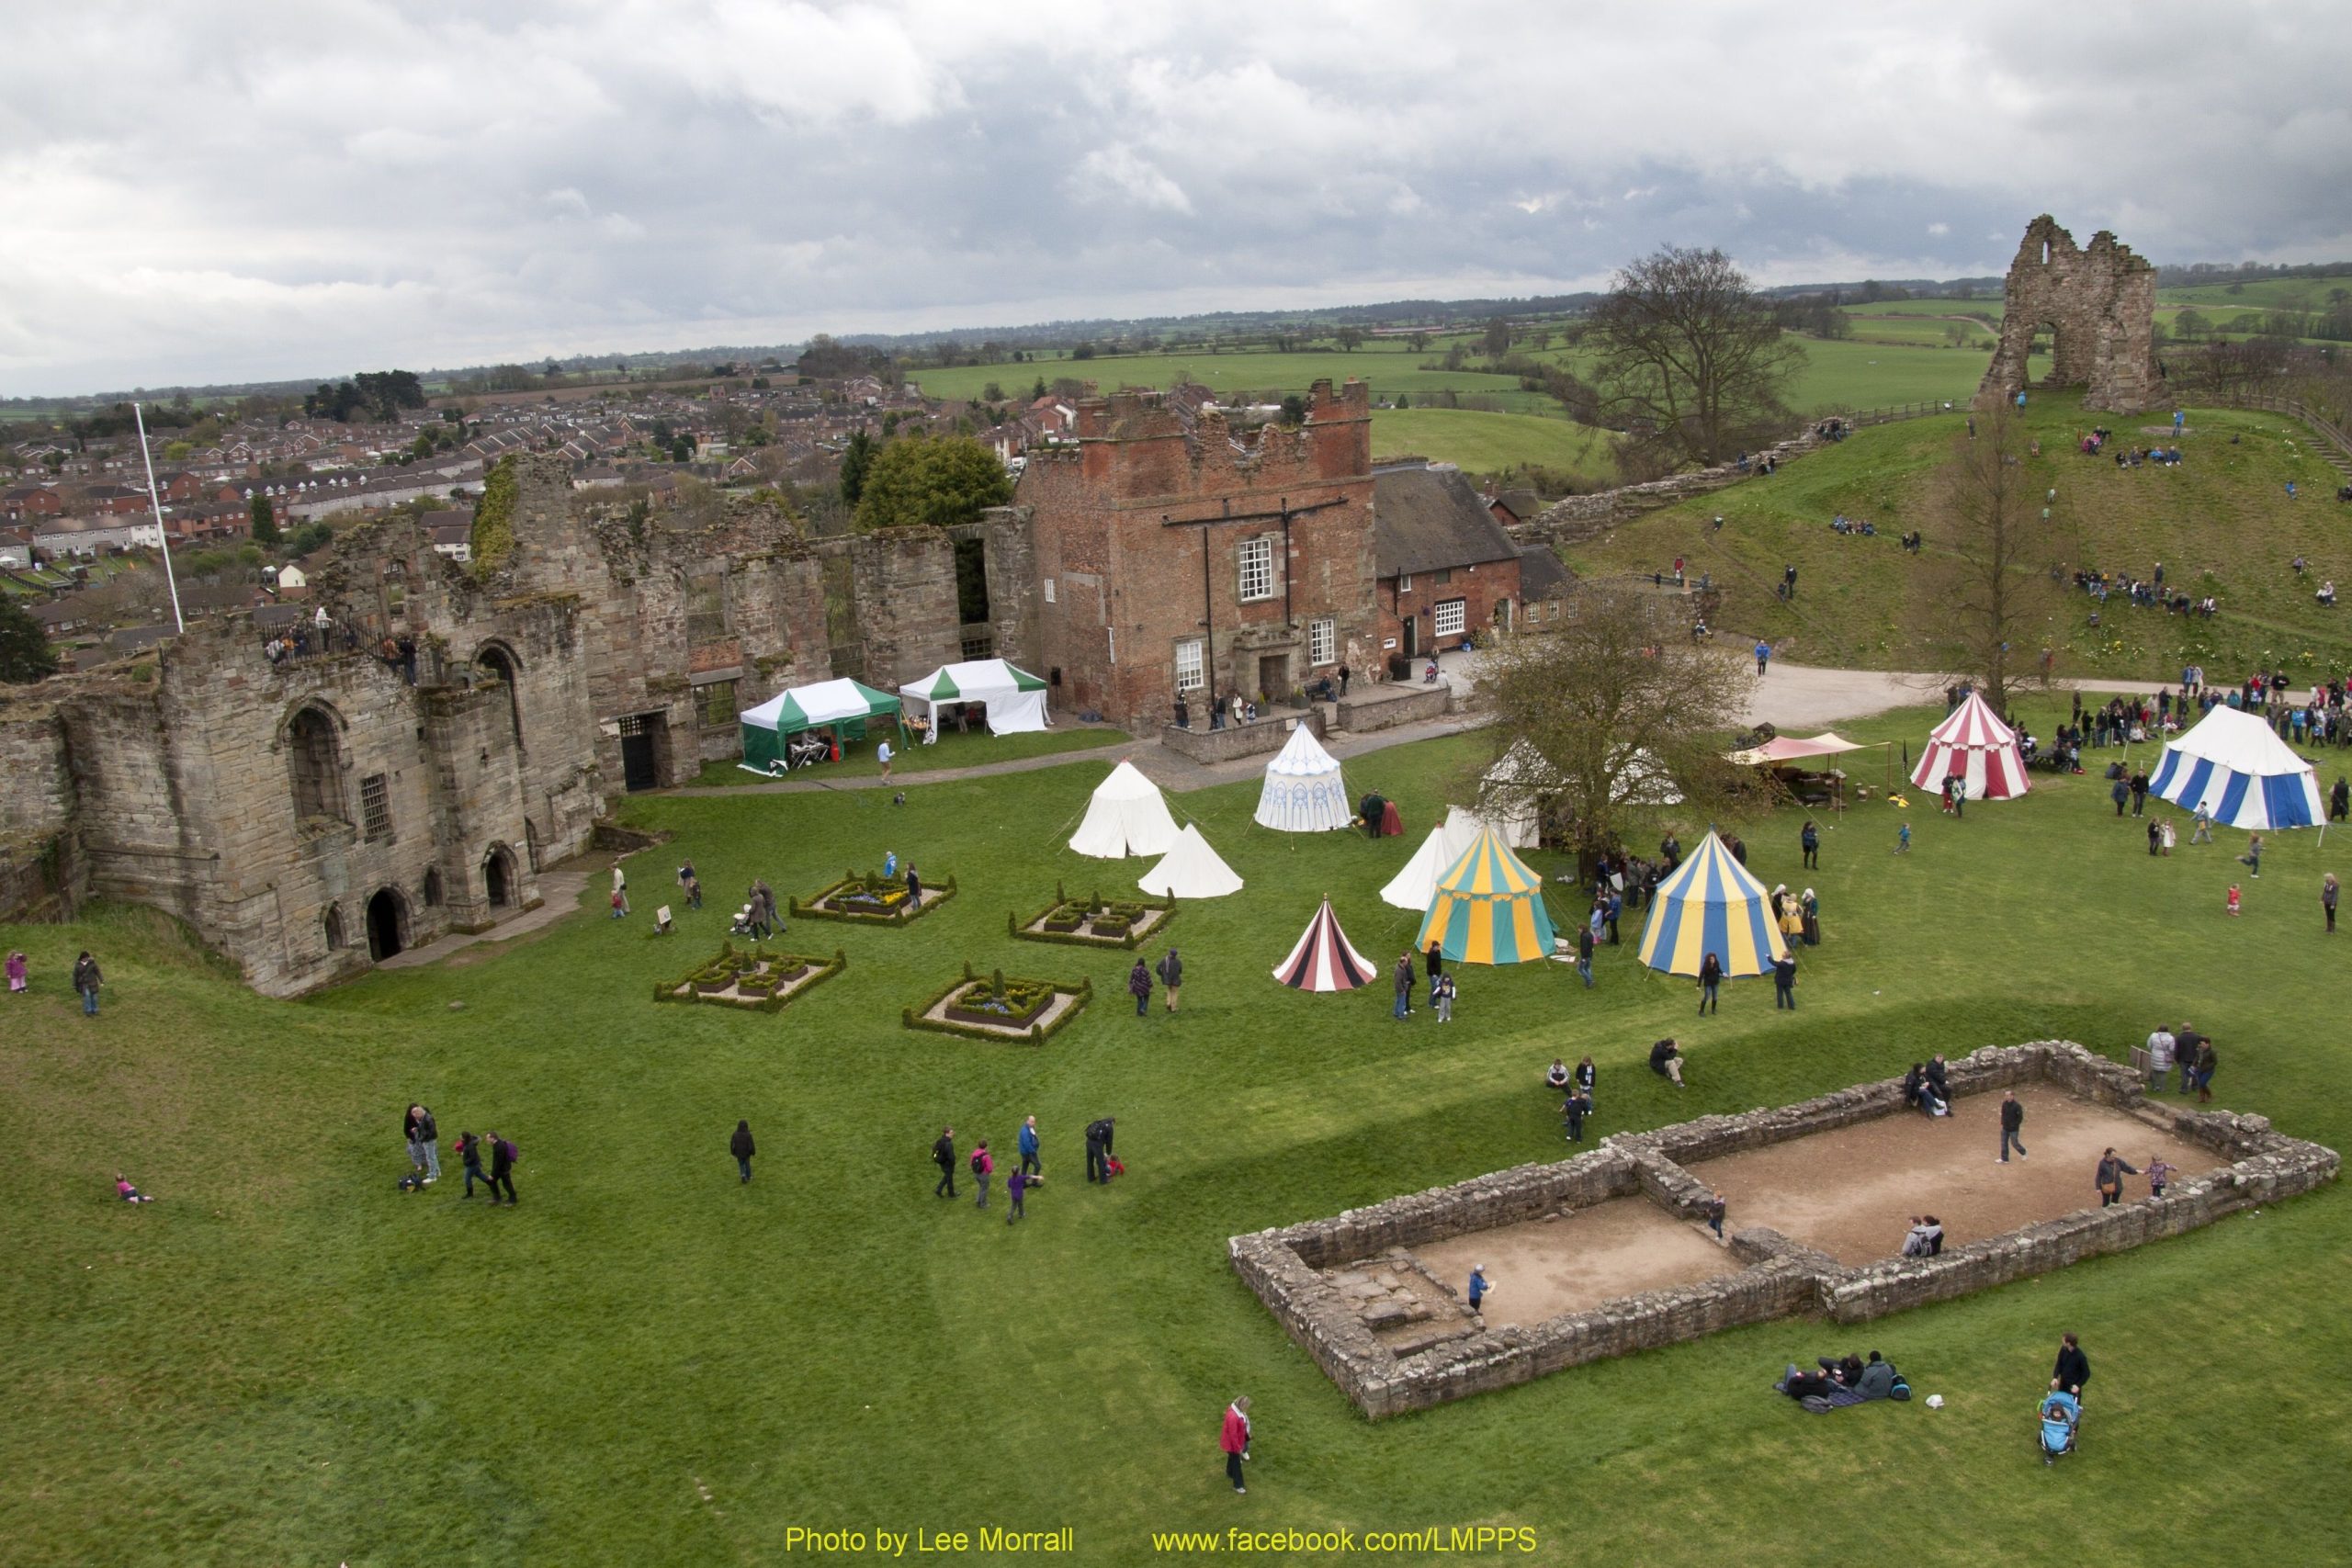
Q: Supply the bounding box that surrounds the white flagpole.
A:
[132,401,186,635]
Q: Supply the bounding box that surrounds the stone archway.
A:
[1975,215,2157,413]
[482,844,519,908]
[365,886,408,961]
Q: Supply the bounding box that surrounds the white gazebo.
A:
[1137,823,1244,898]
[898,658,1050,737]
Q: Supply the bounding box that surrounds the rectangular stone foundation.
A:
[1229,1042,2338,1419]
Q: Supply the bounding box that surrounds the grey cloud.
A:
[2,0,2348,393]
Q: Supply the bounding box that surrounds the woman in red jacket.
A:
[1220,1397,1252,1494]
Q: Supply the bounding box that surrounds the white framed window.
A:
[1043,578,1056,604]
[1433,599,1467,637]
[1308,616,1336,666]
[1173,637,1204,692]
[1396,572,1413,594]
[1238,536,1275,603]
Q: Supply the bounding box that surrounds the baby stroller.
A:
[2038,1389,2081,1465]
[729,904,761,939]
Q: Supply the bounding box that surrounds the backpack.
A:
[502,1140,520,1165]
[969,1151,985,1176]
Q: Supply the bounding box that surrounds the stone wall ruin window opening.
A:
[483,844,518,908]
[698,679,738,728]
[365,886,407,961]
[475,643,525,750]
[421,867,444,907]
[359,773,392,841]
[525,818,542,873]
[322,903,346,951]
[287,705,345,823]
[686,573,729,646]
[953,536,991,624]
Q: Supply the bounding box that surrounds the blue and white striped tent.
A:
[1636,829,1787,978]
[2149,705,2324,829]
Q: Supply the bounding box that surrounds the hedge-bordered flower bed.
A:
[653,942,848,1013]
[1008,882,1176,951]
[903,960,1093,1043]
[791,870,959,927]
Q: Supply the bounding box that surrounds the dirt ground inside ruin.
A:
[1683,1085,2223,1266]
[1413,1197,1737,1325]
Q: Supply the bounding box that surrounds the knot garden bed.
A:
[905,962,1092,1043]
[653,942,847,1012]
[1230,1041,2338,1419]
[1010,883,1175,950]
[790,869,957,926]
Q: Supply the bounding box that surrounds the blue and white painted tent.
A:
[2148,705,2324,829]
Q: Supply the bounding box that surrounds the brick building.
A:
[1371,464,1525,664]
[1018,379,1380,731]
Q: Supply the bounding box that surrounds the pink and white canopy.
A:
[1909,691,2030,800]
[1271,898,1377,992]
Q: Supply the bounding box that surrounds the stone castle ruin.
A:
[1975,215,2158,413]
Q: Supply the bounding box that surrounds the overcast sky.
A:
[5,0,2348,397]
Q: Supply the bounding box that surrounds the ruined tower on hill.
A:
[1974,215,2158,414]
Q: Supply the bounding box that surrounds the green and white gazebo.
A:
[898,658,1050,736]
[738,677,904,771]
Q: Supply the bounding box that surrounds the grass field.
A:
[686,724,1130,787]
[2158,273,2352,310]
[1367,408,1617,479]
[1566,394,2352,678]
[5,705,2350,1566]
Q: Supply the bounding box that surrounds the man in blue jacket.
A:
[1018,1115,1041,1176]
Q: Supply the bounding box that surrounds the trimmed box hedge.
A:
[903,960,1093,1044]
[791,869,959,927]
[652,941,848,1014]
[1009,881,1176,952]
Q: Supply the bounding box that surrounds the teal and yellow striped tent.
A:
[1636,829,1787,978]
[1415,826,1556,964]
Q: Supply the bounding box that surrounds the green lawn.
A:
[1368,408,1617,480]
[2159,273,2352,310]
[687,723,1131,786]
[5,703,2350,1565]
[1840,314,1997,350]
[910,345,1516,406]
[1565,394,2352,678]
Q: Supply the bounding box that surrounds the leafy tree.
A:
[839,429,876,505]
[289,521,335,558]
[853,434,1012,531]
[881,411,901,437]
[1483,316,1513,358]
[982,382,1005,403]
[1476,583,1753,867]
[1335,327,1364,351]
[248,493,280,546]
[671,435,695,463]
[0,593,60,683]
[1278,394,1308,426]
[1031,377,1048,400]
[1589,244,1805,466]
[1394,392,1409,410]
[1922,403,2064,714]
[162,440,193,461]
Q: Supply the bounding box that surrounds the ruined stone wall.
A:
[846,526,961,688]
[1975,215,2158,414]
[0,700,81,919]
[1233,1042,2338,1418]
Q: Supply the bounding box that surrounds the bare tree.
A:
[1588,245,1806,467]
[1923,403,2065,714]
[1477,584,1758,866]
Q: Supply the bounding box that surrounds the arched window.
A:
[322,903,346,951]
[421,868,444,908]
[288,705,345,822]
[476,644,525,750]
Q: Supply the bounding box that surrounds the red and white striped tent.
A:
[1909,691,2031,800]
[1271,898,1378,992]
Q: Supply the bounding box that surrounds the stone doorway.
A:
[617,712,666,792]
[365,887,407,961]
[483,845,519,908]
[1257,652,1289,703]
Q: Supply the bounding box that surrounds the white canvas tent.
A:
[1478,739,1561,849]
[1068,761,1181,859]
[1137,823,1244,898]
[898,658,1050,736]
[2149,705,2324,829]
[1380,807,1487,910]
[1253,724,1352,831]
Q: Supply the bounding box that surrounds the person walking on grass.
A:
[487,1132,518,1205]
[1085,1117,1114,1184]
[1697,952,1723,1015]
[1772,949,1797,1010]
[1432,970,1456,1023]
[457,1132,489,1198]
[2053,1334,2090,1400]
[2325,873,2340,934]
[1220,1397,1252,1495]
[1562,1090,1591,1144]
[876,735,894,782]
[1005,1165,1029,1224]
[1999,1090,2028,1163]
[1127,957,1152,1018]
[2110,776,2131,818]
[72,950,102,1017]
[1424,939,1444,987]
[1801,818,1820,870]
[971,1140,993,1210]
[6,949,26,996]
[2191,804,2213,844]
[1018,1115,1040,1177]
[730,1119,755,1183]
[1156,946,1183,1012]
[2240,832,2264,878]
[403,1105,428,1179]
[413,1104,440,1183]
[2192,1037,2218,1102]
[1393,952,1416,1020]
[612,863,629,917]
[932,1126,957,1199]
[1576,922,1594,987]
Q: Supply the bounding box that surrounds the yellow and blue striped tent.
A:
[1415,826,1556,964]
[1636,829,1787,978]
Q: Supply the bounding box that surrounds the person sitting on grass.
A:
[1649,1037,1685,1087]
[115,1173,154,1203]
[1546,1057,1571,1096]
